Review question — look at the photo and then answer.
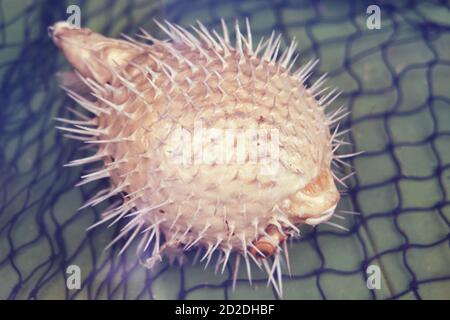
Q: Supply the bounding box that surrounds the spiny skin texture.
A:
[51,19,353,296]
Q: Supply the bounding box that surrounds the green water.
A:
[0,0,449,299]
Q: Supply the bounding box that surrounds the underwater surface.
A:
[0,0,449,299]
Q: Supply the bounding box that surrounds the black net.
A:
[1,0,449,300]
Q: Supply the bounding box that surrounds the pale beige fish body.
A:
[51,19,351,296]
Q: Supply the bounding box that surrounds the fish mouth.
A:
[249,204,337,259]
[250,204,338,259]
[303,204,337,226]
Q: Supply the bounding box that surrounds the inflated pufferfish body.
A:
[51,19,351,296]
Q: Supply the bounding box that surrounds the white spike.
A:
[214,251,224,274]
[281,38,297,68]
[270,35,282,64]
[221,247,232,274]
[262,31,276,61]
[235,19,243,61]
[211,28,231,58]
[118,221,144,255]
[327,111,351,126]
[339,210,360,215]
[323,221,349,232]
[240,234,253,285]
[75,166,114,187]
[282,241,292,277]
[262,258,281,297]
[295,59,320,83]
[80,184,127,209]
[327,104,347,119]
[203,238,222,269]
[192,246,203,265]
[143,227,158,252]
[64,153,104,167]
[245,17,252,54]
[309,72,328,93]
[333,150,364,159]
[54,117,94,126]
[221,18,230,47]
[63,88,104,115]
[274,253,283,298]
[253,36,266,58]
[153,19,177,42]
[184,223,210,251]
[66,106,91,121]
[321,89,343,108]
[105,217,140,251]
[232,254,241,291]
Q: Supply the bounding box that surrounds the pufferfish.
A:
[50,19,356,296]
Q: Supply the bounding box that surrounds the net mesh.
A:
[1,0,450,300]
